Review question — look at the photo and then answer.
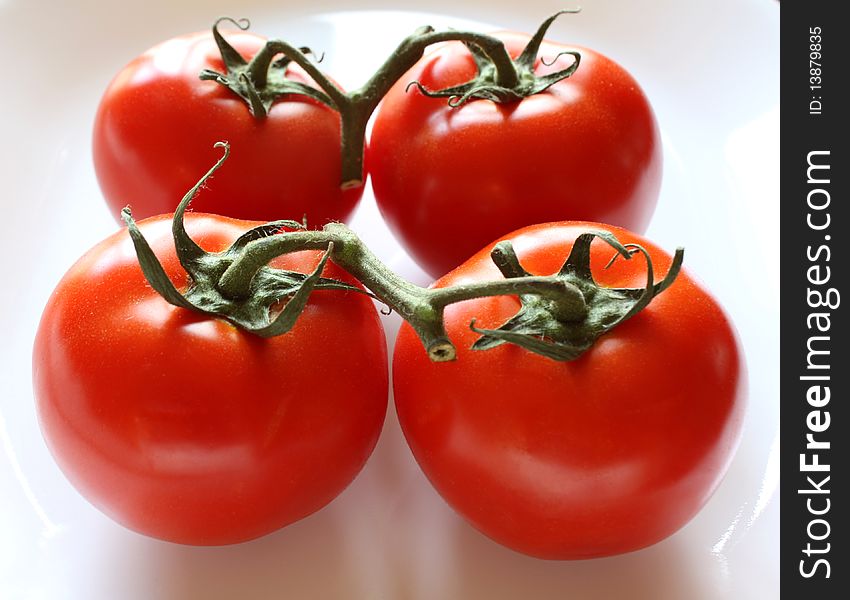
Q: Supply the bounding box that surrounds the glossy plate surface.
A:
[0,1,778,597]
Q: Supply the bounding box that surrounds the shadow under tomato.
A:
[91,427,410,600]
[86,389,728,600]
[436,522,729,600]
[86,372,407,599]
[361,418,730,600]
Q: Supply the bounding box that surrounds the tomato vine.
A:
[124,143,683,362]
[200,11,581,187]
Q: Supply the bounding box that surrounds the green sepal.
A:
[470,232,685,361]
[123,142,365,337]
[409,10,581,107]
[198,17,334,119]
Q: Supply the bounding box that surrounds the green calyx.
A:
[471,233,684,361]
[407,10,581,107]
[121,142,364,337]
[199,17,335,118]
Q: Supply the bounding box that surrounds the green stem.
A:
[276,28,517,186]
[217,221,594,360]
[359,29,520,94]
[249,40,347,107]
[203,13,577,186]
[337,101,372,188]
[126,142,682,363]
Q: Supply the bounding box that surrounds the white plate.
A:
[0,1,779,598]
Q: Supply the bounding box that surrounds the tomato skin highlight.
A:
[33,215,388,545]
[93,30,363,225]
[392,222,745,559]
[369,34,662,278]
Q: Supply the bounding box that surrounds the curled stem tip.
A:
[214,16,251,30]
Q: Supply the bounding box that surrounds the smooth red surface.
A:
[93,30,362,224]
[370,34,662,277]
[393,222,745,559]
[33,214,388,545]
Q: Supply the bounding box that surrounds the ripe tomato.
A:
[93,29,362,224]
[369,34,662,277]
[392,222,745,559]
[33,214,388,545]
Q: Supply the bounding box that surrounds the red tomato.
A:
[33,214,387,545]
[93,30,362,224]
[369,34,662,277]
[392,222,745,559]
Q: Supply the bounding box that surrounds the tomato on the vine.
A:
[392,222,744,559]
[32,214,388,545]
[369,34,662,277]
[93,28,362,224]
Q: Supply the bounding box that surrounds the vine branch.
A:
[124,143,683,363]
[200,11,581,187]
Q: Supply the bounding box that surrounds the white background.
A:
[0,0,779,598]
